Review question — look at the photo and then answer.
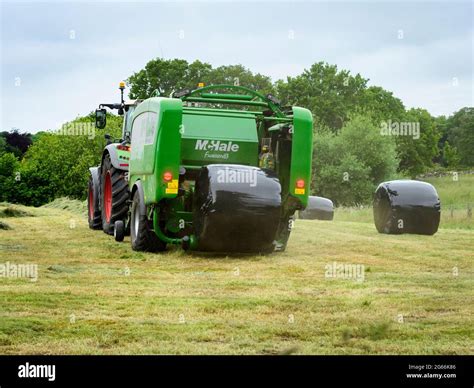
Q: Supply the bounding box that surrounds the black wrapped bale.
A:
[299,196,334,220]
[373,180,440,235]
[194,164,282,252]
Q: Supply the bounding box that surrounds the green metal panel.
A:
[129,97,182,204]
[200,93,254,100]
[183,107,263,117]
[180,112,258,166]
[185,97,268,107]
[289,107,313,208]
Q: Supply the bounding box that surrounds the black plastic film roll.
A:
[194,164,282,252]
[299,196,334,220]
[373,180,440,235]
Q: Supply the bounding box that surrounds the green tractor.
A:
[88,83,313,253]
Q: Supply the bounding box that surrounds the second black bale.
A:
[373,180,440,235]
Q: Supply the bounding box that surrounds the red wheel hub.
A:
[104,172,112,223]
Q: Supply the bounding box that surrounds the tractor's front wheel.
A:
[101,153,129,235]
[130,188,166,252]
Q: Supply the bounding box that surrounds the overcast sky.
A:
[1,0,472,133]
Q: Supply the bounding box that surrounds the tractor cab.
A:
[94,81,141,142]
[122,100,141,141]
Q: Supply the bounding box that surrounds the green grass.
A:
[0,221,12,230]
[42,197,87,215]
[422,174,474,207]
[0,200,472,355]
[0,207,34,218]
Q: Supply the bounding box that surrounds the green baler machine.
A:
[90,84,313,253]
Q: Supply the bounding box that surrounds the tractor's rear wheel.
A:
[130,189,166,252]
[101,153,129,235]
[87,174,101,229]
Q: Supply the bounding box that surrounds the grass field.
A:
[0,189,473,354]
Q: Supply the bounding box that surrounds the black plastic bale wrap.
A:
[194,164,282,252]
[299,196,334,220]
[373,180,441,235]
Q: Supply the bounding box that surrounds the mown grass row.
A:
[0,200,472,354]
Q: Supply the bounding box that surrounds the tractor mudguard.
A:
[131,180,147,216]
[103,144,129,171]
[88,166,101,218]
[89,166,100,187]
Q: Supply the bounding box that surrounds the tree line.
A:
[0,58,472,206]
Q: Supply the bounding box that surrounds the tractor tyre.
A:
[130,188,166,252]
[101,153,129,235]
[87,172,101,230]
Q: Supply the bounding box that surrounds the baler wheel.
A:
[130,189,166,252]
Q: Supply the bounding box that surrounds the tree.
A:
[312,115,398,205]
[316,153,373,206]
[443,141,460,168]
[18,113,123,204]
[339,115,398,184]
[356,86,405,125]
[433,115,448,165]
[0,136,6,155]
[128,58,213,99]
[127,58,274,99]
[0,129,33,159]
[0,152,20,203]
[276,62,368,129]
[446,107,474,166]
[204,65,274,95]
[396,108,440,177]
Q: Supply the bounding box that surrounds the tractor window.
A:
[124,106,136,136]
